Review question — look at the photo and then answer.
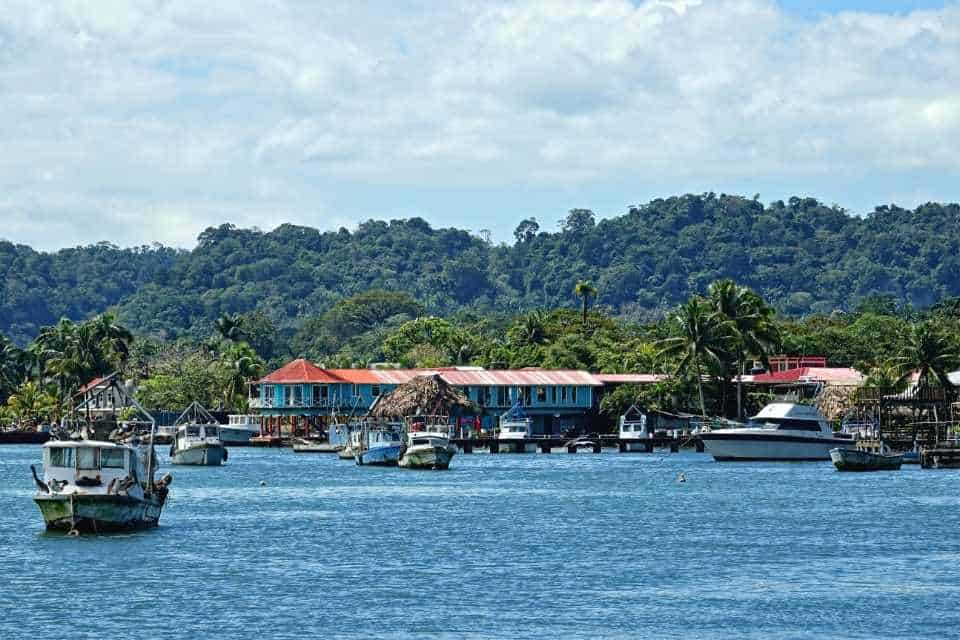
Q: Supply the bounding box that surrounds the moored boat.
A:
[700,402,856,461]
[619,405,650,452]
[169,402,227,466]
[355,424,403,466]
[219,414,261,446]
[830,447,903,471]
[292,437,339,453]
[33,440,171,533]
[399,422,457,470]
[497,405,536,453]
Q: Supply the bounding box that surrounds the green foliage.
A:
[4,195,960,345]
[5,380,57,425]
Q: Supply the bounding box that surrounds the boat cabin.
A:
[499,419,533,440]
[176,424,222,449]
[41,441,145,495]
[750,403,832,434]
[619,405,650,440]
[226,415,260,428]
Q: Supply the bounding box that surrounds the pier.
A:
[452,435,704,454]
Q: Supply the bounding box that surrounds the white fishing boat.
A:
[498,405,536,453]
[699,402,856,461]
[219,414,261,446]
[169,402,227,466]
[619,404,650,452]
[32,387,171,534]
[355,424,403,466]
[399,422,457,470]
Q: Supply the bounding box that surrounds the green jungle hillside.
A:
[2,193,959,346]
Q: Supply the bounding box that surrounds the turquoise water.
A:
[2,445,959,639]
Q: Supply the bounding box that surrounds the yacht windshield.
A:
[77,447,100,470]
[760,418,821,431]
[186,426,200,437]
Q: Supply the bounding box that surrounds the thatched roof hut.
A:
[815,385,861,422]
[368,373,477,418]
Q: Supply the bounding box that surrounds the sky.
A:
[1,0,958,250]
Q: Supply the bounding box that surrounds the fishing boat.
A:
[399,421,457,470]
[355,424,404,466]
[619,404,650,452]
[497,404,536,453]
[699,402,856,461]
[169,402,227,466]
[830,446,903,471]
[32,388,171,533]
[219,414,261,446]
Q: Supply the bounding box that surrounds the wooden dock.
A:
[0,431,51,445]
[451,435,704,454]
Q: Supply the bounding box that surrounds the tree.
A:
[219,342,265,411]
[508,311,549,347]
[656,298,729,416]
[6,381,56,425]
[214,313,245,342]
[892,321,959,387]
[561,208,596,235]
[574,281,598,325]
[708,279,781,418]
[513,217,539,244]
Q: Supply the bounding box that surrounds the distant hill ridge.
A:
[2,193,959,343]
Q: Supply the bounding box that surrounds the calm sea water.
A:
[1,444,959,639]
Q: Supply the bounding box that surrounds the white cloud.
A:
[0,0,958,249]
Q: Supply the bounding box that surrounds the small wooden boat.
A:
[169,403,227,466]
[399,423,457,470]
[830,447,902,472]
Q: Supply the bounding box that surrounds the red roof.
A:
[595,374,666,384]
[74,376,108,396]
[259,359,344,384]
[749,367,864,385]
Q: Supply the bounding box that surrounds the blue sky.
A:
[1,0,958,249]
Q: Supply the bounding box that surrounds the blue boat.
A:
[355,425,403,466]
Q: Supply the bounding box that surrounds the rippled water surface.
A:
[2,445,959,639]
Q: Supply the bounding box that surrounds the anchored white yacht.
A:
[399,423,457,470]
[219,414,261,446]
[498,405,536,453]
[699,402,855,461]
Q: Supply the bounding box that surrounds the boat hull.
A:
[701,433,855,461]
[356,445,402,466]
[171,444,226,466]
[830,448,903,471]
[496,440,538,453]
[399,445,456,470]
[218,427,255,446]
[34,493,165,533]
[337,445,356,460]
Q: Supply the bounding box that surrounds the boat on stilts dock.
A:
[32,381,171,534]
[169,402,227,466]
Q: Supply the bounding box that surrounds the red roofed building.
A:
[748,367,865,386]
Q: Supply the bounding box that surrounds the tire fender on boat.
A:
[223,448,228,462]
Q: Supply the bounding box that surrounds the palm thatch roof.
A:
[815,385,861,422]
[368,373,477,418]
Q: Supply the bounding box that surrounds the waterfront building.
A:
[250,359,603,436]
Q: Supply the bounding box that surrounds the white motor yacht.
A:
[699,402,855,461]
[219,414,261,446]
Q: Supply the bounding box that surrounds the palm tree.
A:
[0,336,24,402]
[656,298,729,417]
[708,280,781,418]
[6,381,55,426]
[511,310,549,346]
[892,321,959,387]
[574,281,598,325]
[90,312,134,370]
[215,314,245,342]
[220,344,264,411]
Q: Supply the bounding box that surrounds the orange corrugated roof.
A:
[595,374,666,384]
[750,367,864,384]
[259,359,344,384]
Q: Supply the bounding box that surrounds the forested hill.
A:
[2,193,960,344]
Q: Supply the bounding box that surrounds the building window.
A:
[293,385,303,406]
[352,384,360,398]
[497,386,508,406]
[571,386,578,404]
[371,384,381,397]
[560,386,568,403]
[284,386,294,406]
[263,385,274,405]
[536,386,546,402]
